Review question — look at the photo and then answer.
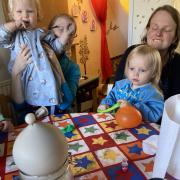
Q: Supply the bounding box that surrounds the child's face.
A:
[126,54,153,88]
[12,0,38,29]
[51,17,76,46]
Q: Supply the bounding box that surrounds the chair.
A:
[75,76,99,112]
[0,94,16,125]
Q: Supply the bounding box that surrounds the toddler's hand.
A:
[0,120,14,132]
[15,20,29,29]
[117,100,131,108]
[97,104,109,111]
[4,21,22,32]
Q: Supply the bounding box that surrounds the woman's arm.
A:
[59,57,81,110]
[168,53,180,98]
[64,62,80,98]
[11,72,24,104]
[11,45,32,104]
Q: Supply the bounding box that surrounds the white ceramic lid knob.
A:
[25,113,36,125]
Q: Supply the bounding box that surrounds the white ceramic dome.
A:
[13,113,68,177]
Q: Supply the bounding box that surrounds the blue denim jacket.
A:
[100,79,164,123]
[12,54,81,125]
[0,25,63,106]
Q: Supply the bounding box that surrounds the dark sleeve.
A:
[114,45,138,82]
[64,62,80,98]
[58,55,81,110]
[12,101,33,125]
[168,53,180,98]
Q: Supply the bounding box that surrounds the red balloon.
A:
[115,105,142,128]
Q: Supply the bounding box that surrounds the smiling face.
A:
[126,54,153,89]
[146,10,176,52]
[12,0,38,29]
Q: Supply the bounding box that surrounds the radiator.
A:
[0,79,11,96]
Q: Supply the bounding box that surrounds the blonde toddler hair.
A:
[125,44,162,94]
[8,0,43,20]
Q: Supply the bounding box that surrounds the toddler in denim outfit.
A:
[0,0,74,107]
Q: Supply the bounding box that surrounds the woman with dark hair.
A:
[115,5,180,100]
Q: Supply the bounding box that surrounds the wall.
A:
[38,0,68,28]
[68,0,101,77]
[0,0,10,81]
[107,0,128,57]
[67,0,128,77]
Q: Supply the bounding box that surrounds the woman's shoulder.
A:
[125,44,138,52]
[168,52,180,66]
[124,44,142,55]
[173,52,180,60]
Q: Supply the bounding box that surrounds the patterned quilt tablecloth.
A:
[0,113,164,180]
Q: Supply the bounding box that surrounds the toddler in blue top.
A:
[0,0,74,107]
[98,44,164,123]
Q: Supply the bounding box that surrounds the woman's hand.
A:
[12,45,32,76]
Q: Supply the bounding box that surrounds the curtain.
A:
[91,0,112,81]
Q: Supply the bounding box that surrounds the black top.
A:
[114,45,180,100]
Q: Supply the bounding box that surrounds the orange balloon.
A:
[115,105,142,128]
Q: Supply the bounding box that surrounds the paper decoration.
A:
[71,3,81,17]
[76,0,83,4]
[79,35,89,76]
[107,21,119,35]
[90,19,96,31]
[81,10,88,23]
